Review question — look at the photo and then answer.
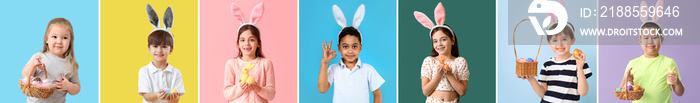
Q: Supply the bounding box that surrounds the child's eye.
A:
[240,40,245,42]
[343,46,348,48]
[63,37,68,39]
[552,40,558,42]
[52,36,57,38]
[441,39,446,41]
[250,39,255,42]
[433,40,437,43]
[352,46,357,48]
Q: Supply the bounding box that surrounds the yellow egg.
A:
[170,89,178,94]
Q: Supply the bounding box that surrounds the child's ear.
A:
[571,38,576,44]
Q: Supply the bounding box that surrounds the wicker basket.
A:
[19,64,56,99]
[513,19,543,77]
[615,76,644,100]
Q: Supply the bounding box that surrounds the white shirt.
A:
[327,58,385,103]
[138,62,186,103]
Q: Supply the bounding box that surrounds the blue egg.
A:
[616,88,622,91]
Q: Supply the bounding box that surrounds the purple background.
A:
[599,45,700,102]
[599,0,700,45]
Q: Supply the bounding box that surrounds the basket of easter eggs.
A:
[512,19,543,77]
[18,64,57,99]
[614,79,644,100]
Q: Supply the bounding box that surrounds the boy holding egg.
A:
[138,4,185,103]
[517,22,592,103]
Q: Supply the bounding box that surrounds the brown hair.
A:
[430,24,459,57]
[147,30,174,48]
[236,25,264,58]
[546,22,575,41]
[43,18,78,77]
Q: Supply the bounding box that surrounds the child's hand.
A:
[55,74,72,91]
[624,68,634,82]
[516,74,535,80]
[321,40,337,64]
[574,52,586,70]
[168,93,181,103]
[667,72,679,84]
[156,89,167,100]
[433,66,445,79]
[240,83,251,91]
[31,56,46,71]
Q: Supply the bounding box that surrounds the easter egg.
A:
[616,88,622,91]
[633,85,641,91]
[170,89,178,94]
[628,85,634,91]
[573,49,582,59]
[518,58,525,62]
[163,88,171,95]
[526,58,534,62]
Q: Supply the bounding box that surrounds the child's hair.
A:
[147,30,174,48]
[338,27,362,43]
[640,22,663,37]
[237,25,265,58]
[546,22,575,41]
[430,24,459,57]
[42,18,78,77]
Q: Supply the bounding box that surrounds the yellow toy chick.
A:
[240,62,256,85]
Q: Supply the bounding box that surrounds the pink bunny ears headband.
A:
[332,4,365,42]
[146,4,175,42]
[544,0,575,33]
[640,0,663,28]
[413,2,453,38]
[231,2,264,31]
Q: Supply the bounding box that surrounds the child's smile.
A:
[238,30,259,57]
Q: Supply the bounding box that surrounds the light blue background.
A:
[299,0,397,103]
[498,0,598,103]
[0,0,98,102]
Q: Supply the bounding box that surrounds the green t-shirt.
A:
[626,55,681,103]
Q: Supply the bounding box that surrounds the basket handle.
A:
[512,19,544,61]
[26,63,48,84]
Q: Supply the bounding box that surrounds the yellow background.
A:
[101,0,198,102]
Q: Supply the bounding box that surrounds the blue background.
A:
[0,0,99,102]
[299,0,397,103]
[498,0,597,103]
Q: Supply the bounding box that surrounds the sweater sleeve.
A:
[256,60,276,101]
[223,59,246,100]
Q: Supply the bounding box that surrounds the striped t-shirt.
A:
[538,56,592,103]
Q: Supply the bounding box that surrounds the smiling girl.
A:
[22,18,81,103]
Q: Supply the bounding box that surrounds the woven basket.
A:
[615,76,644,100]
[513,19,543,77]
[19,64,56,99]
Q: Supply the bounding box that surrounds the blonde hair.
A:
[42,18,78,77]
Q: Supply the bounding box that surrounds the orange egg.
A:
[573,49,582,59]
[633,85,641,91]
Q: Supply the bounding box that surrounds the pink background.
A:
[200,0,297,103]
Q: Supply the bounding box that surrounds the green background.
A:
[398,0,496,102]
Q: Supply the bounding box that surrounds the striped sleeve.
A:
[582,63,592,79]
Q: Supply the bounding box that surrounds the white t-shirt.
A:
[26,52,80,103]
[327,58,385,103]
[138,62,186,103]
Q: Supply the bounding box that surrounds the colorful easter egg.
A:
[573,49,582,59]
[633,85,641,91]
[170,89,178,94]
[628,85,634,91]
[616,88,622,91]
[163,88,171,95]
[526,58,534,62]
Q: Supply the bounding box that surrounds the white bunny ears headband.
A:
[332,4,365,42]
[146,4,175,42]
[639,0,663,29]
[413,2,453,38]
[231,2,264,31]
